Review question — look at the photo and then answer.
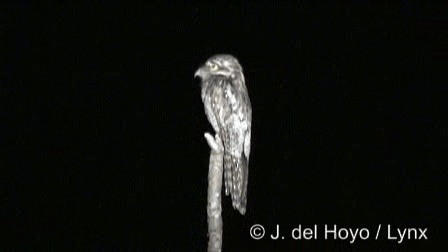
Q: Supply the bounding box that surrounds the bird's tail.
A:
[231,155,248,215]
[223,151,232,196]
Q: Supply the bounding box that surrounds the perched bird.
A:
[195,54,252,215]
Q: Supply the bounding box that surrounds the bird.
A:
[195,54,252,215]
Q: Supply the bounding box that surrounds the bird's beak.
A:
[194,66,205,79]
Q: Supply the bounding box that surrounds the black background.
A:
[2,1,447,250]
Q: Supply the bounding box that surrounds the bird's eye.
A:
[210,63,218,71]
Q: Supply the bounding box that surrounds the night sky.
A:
[2,1,447,250]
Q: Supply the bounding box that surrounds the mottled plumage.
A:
[195,54,252,215]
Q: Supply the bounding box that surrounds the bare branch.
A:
[205,132,224,252]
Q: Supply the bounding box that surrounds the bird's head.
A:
[194,54,243,81]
